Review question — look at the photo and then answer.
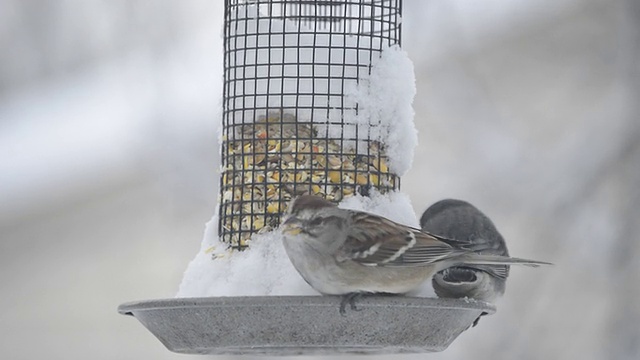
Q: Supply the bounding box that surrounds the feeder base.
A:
[118,295,494,355]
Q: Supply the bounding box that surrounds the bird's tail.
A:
[460,253,552,267]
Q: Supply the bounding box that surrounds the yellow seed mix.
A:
[219,110,397,248]
[328,171,341,183]
[369,173,379,186]
[266,202,281,214]
[376,160,389,173]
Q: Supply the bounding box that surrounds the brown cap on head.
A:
[287,195,336,215]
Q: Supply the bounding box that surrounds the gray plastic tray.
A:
[118,296,494,355]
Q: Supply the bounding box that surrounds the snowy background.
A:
[1,0,639,359]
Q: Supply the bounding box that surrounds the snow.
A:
[176,190,432,298]
[341,45,418,175]
[176,215,317,297]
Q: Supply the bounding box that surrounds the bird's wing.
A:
[335,211,460,267]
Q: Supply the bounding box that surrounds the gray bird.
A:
[420,199,519,326]
[281,195,549,314]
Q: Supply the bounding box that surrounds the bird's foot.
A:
[339,293,363,316]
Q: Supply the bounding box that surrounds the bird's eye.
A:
[309,217,324,227]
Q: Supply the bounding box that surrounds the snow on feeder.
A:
[118,0,494,355]
[219,0,405,248]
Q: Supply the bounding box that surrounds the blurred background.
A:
[1,0,638,359]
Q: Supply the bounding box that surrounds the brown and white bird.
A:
[280,195,550,314]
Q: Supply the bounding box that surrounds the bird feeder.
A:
[119,0,494,355]
[218,0,400,248]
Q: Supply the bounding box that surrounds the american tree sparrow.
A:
[281,195,550,314]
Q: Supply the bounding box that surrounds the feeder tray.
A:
[118,295,494,355]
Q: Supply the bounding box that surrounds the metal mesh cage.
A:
[220,0,403,248]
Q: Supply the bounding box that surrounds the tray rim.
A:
[118,295,496,314]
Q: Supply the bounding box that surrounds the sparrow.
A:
[281,195,550,314]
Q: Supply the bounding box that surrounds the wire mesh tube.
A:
[220,0,403,248]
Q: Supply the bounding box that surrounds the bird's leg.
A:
[339,293,363,315]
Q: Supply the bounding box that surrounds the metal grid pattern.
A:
[220,0,403,248]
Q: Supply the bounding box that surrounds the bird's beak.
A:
[281,216,304,235]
